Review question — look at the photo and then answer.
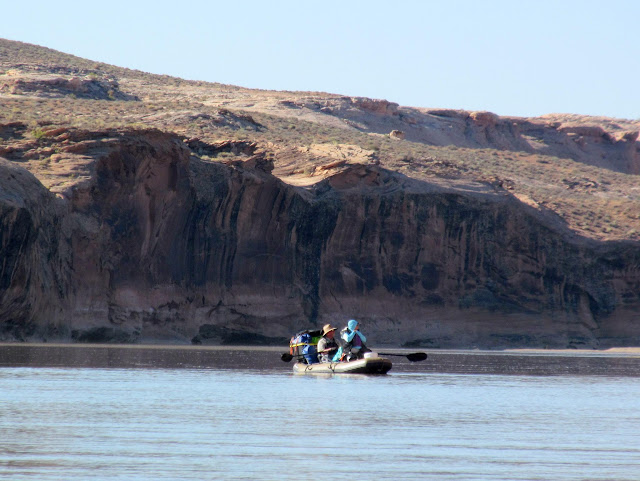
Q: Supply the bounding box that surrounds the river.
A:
[1,344,639,480]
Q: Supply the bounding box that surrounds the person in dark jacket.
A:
[317,324,338,363]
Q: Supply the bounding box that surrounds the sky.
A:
[3,0,639,119]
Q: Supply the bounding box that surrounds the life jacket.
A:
[317,336,337,361]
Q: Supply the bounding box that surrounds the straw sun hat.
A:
[321,324,337,335]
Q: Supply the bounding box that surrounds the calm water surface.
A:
[1,345,639,480]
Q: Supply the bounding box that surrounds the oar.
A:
[282,351,427,362]
[281,353,295,362]
[378,352,427,362]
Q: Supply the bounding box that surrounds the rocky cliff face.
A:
[279,98,640,175]
[2,128,639,347]
[0,75,138,101]
[0,158,64,339]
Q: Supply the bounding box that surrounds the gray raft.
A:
[293,354,392,375]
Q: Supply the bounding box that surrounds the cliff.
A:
[2,38,640,348]
[272,98,640,175]
[2,127,639,348]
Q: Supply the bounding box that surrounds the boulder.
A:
[350,97,399,115]
[389,129,405,140]
[469,111,499,127]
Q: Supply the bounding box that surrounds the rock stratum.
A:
[1,126,639,348]
[1,38,640,348]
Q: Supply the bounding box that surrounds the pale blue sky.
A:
[3,0,639,119]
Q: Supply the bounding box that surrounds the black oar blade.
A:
[280,353,294,362]
[406,352,427,362]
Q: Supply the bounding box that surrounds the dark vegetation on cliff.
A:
[1,38,639,348]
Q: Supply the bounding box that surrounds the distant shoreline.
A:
[1,342,639,357]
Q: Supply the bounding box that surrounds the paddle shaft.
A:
[378,352,427,362]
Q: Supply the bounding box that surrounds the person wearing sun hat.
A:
[316,323,338,363]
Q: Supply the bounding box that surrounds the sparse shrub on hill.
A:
[1,36,639,242]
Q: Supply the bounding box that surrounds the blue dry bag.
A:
[300,333,318,364]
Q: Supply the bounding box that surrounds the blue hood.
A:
[347,319,358,331]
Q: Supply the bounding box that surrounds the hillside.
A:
[1,38,639,347]
[3,39,640,241]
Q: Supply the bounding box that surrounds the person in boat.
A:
[332,319,370,362]
[316,324,338,363]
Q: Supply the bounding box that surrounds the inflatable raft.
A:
[293,353,392,375]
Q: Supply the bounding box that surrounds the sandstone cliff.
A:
[2,127,639,348]
[2,38,640,348]
[266,97,640,175]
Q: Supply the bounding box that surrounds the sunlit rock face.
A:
[1,129,639,348]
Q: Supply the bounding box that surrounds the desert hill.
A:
[1,38,639,348]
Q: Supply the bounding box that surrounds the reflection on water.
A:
[1,345,639,481]
[0,344,288,371]
[0,344,638,376]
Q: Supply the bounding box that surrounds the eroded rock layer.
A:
[1,129,639,348]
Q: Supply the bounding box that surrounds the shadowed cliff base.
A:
[1,127,639,349]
